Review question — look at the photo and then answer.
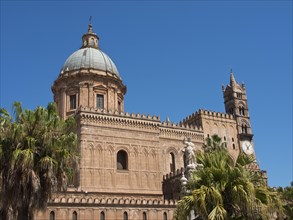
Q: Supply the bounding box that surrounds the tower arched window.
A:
[169,152,175,173]
[239,106,245,115]
[100,211,105,220]
[143,212,147,220]
[163,212,168,220]
[123,211,128,220]
[50,211,55,220]
[117,150,128,170]
[242,124,248,134]
[72,211,77,220]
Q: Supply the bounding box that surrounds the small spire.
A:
[230,70,236,87]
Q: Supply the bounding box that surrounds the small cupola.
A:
[81,18,99,49]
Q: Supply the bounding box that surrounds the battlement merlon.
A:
[76,106,161,121]
[181,109,235,127]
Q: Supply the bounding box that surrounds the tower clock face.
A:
[242,140,254,155]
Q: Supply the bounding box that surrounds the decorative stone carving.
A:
[182,138,196,169]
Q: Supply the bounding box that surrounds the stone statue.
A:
[182,138,196,167]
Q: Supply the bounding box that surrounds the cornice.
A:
[48,192,177,208]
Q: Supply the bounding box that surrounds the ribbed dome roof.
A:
[62,47,120,78]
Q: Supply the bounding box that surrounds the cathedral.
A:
[35,23,265,220]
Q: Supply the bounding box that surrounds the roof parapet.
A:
[181,109,234,124]
[77,106,161,121]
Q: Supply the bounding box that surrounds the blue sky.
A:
[1,1,292,187]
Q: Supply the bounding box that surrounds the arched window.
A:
[233,144,235,149]
[163,212,168,220]
[72,211,77,220]
[239,106,245,115]
[117,150,128,170]
[169,152,175,173]
[143,212,147,220]
[123,211,128,220]
[118,101,121,113]
[100,211,105,220]
[50,211,55,220]
[89,38,95,46]
[242,124,248,134]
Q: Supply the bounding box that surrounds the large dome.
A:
[62,47,120,78]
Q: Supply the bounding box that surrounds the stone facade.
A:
[35,24,264,220]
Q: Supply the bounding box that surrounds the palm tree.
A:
[0,102,78,220]
[174,135,284,220]
[277,182,293,219]
[203,134,226,153]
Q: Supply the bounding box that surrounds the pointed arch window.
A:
[143,212,147,220]
[100,211,105,220]
[237,93,242,99]
[242,124,248,134]
[163,212,168,220]
[123,212,128,220]
[239,106,245,115]
[117,150,128,170]
[72,211,77,220]
[169,152,175,173]
[50,211,55,220]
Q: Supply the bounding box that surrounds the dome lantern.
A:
[81,17,99,49]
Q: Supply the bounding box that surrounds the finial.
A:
[230,68,233,74]
[166,116,170,123]
[89,16,92,25]
[88,16,93,33]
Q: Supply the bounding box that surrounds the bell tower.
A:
[222,70,254,155]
